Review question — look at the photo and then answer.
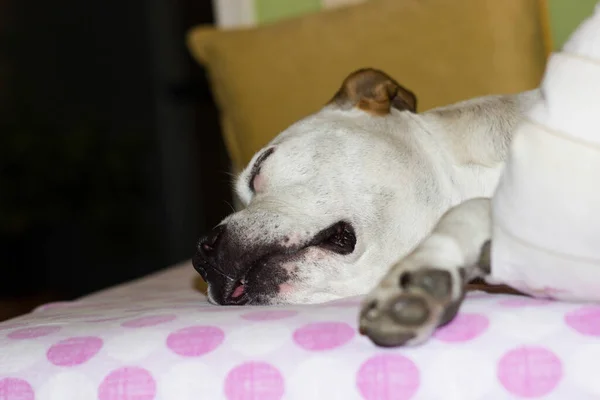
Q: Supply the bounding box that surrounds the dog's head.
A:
[194,68,444,305]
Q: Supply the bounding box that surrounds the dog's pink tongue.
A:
[232,283,245,299]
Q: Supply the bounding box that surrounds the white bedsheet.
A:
[1,261,599,399]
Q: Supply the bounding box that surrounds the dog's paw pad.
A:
[359,267,463,347]
[390,296,429,325]
[399,268,453,299]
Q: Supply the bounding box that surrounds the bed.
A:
[1,260,598,400]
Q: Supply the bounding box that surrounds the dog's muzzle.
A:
[193,221,357,305]
[193,224,292,306]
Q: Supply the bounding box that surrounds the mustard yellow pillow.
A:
[188,0,551,171]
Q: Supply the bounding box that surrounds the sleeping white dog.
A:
[193,70,536,344]
[193,6,600,347]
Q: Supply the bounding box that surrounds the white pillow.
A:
[491,3,600,302]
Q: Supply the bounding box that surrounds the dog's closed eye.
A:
[249,147,275,193]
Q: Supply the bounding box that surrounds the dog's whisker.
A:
[210,266,235,282]
[223,200,236,213]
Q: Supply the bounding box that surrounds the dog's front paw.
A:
[359,263,466,347]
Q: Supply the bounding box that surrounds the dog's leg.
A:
[359,197,493,347]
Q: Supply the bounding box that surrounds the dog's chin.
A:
[205,284,279,306]
[207,295,278,306]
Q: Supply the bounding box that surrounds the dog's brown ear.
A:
[330,68,417,115]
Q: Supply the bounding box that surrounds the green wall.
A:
[549,0,597,49]
[249,0,594,50]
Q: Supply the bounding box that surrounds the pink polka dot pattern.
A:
[7,326,61,340]
[224,362,284,400]
[565,306,600,336]
[166,326,224,357]
[98,367,156,400]
[293,322,355,351]
[121,314,176,328]
[46,336,103,366]
[1,262,598,399]
[433,313,489,343]
[240,310,298,321]
[0,377,35,400]
[497,346,562,398]
[356,354,420,400]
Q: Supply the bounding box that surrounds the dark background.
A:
[0,0,231,319]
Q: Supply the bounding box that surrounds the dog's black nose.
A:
[197,225,226,260]
[193,225,227,282]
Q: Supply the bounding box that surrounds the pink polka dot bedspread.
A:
[1,261,599,400]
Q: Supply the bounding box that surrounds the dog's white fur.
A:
[222,87,540,306]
